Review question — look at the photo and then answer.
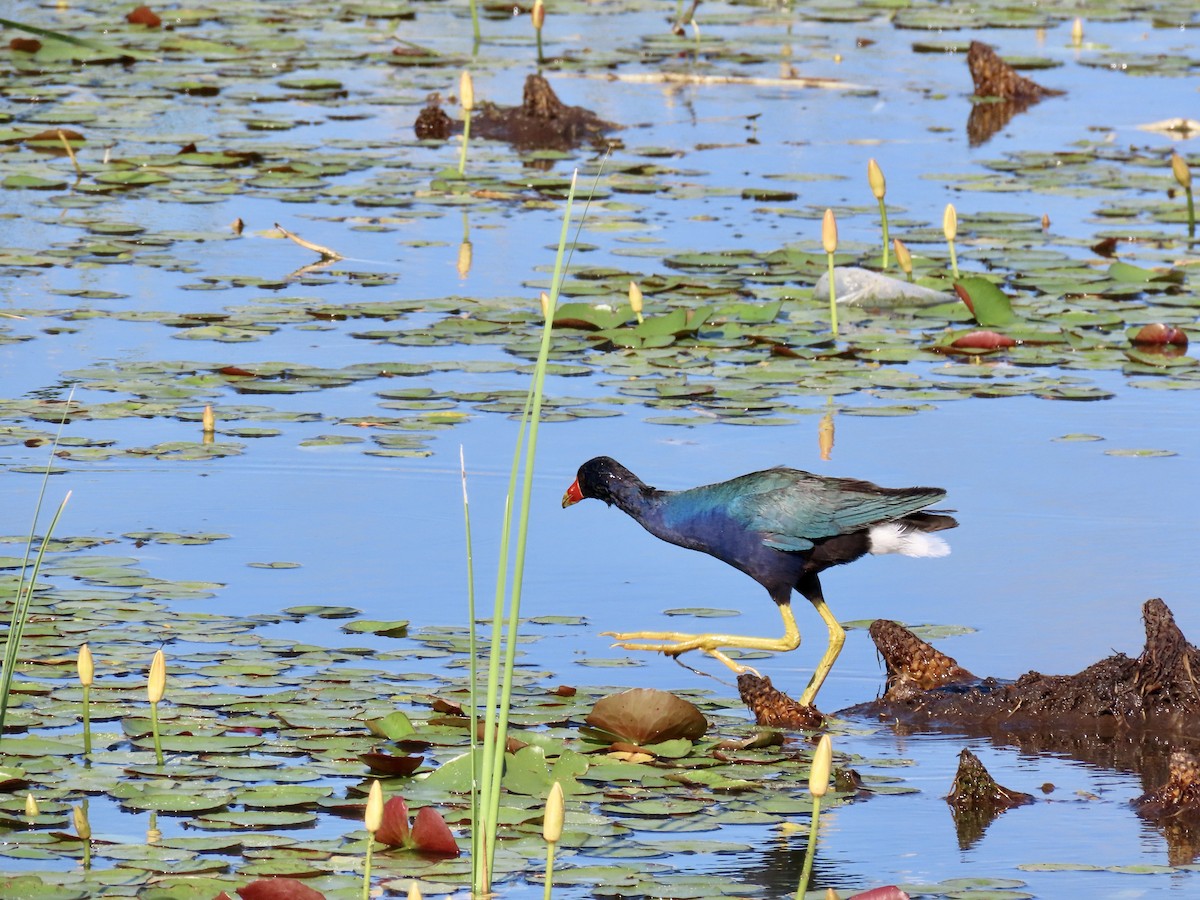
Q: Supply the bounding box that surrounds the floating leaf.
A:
[585,689,708,746]
[954,278,1015,327]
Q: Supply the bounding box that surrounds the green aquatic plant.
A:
[77,644,93,755]
[363,780,383,900]
[821,208,839,337]
[1171,152,1194,235]
[795,734,832,899]
[944,203,960,279]
[868,159,890,269]
[474,172,579,895]
[0,409,72,742]
[542,780,564,900]
[147,648,166,766]
[533,0,546,66]
[73,804,92,870]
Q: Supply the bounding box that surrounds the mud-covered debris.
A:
[967,41,1064,101]
[946,748,1034,848]
[848,598,1200,738]
[868,618,975,697]
[413,74,618,151]
[737,672,823,730]
[1135,748,1200,865]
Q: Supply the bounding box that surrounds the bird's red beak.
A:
[562,478,583,508]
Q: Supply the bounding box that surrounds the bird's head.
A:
[562,456,636,508]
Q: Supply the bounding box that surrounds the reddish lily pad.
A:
[236,878,326,900]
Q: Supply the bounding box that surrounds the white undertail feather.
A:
[868,522,950,558]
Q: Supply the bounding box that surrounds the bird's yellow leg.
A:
[604,603,801,675]
[798,598,845,708]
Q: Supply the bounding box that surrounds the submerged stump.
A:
[946,747,1034,848]
[965,40,1064,146]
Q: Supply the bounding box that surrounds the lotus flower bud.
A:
[821,208,837,255]
[147,649,166,704]
[893,238,912,276]
[77,644,94,687]
[1171,152,1192,190]
[628,281,644,324]
[943,203,958,241]
[532,0,545,31]
[408,882,424,900]
[202,404,215,434]
[73,805,91,841]
[539,291,551,319]
[25,794,38,817]
[809,734,832,799]
[867,159,885,200]
[543,781,564,844]
[365,780,383,834]
[459,70,474,113]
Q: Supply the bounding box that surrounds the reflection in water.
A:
[714,822,861,898]
[966,97,1037,147]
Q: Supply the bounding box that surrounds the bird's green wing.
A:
[725,468,945,544]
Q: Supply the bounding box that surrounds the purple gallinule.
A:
[563,456,957,707]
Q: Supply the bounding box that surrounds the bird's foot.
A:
[603,630,762,675]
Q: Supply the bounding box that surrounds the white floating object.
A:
[812,266,949,307]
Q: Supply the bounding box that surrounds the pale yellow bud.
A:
[25,793,38,817]
[1171,152,1192,190]
[1070,17,1083,46]
[825,889,841,900]
[365,780,383,834]
[628,281,643,324]
[1041,213,1050,231]
[867,159,885,200]
[201,404,215,434]
[147,649,166,704]
[408,882,424,900]
[821,208,837,255]
[459,70,474,113]
[942,203,958,241]
[539,291,551,319]
[77,644,94,687]
[532,0,545,31]
[808,734,832,799]
[893,238,912,275]
[456,240,472,279]
[73,805,91,841]
[543,781,564,844]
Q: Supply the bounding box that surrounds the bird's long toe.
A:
[602,629,701,643]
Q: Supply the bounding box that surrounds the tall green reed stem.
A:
[473,171,579,895]
[0,400,74,742]
[459,446,481,880]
